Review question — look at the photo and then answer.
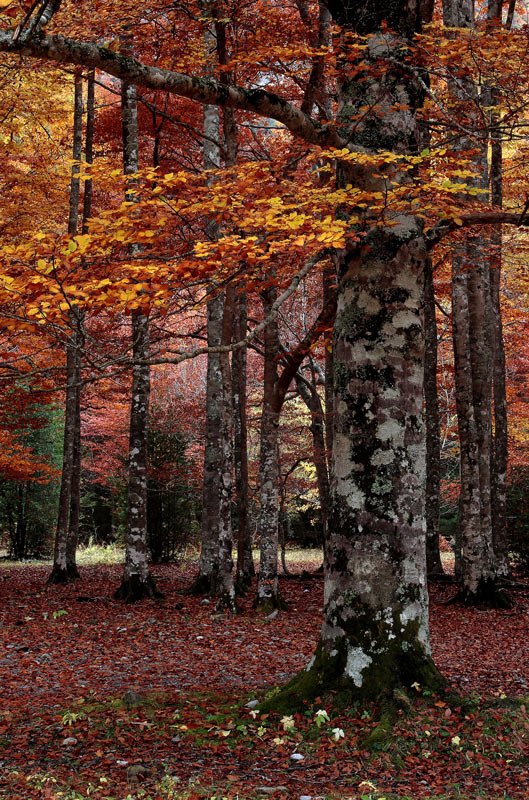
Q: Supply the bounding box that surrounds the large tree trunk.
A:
[115,75,159,602]
[323,265,334,479]
[264,0,444,708]
[424,257,444,578]
[48,70,84,585]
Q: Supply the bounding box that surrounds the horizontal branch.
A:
[426,211,529,250]
[0,28,346,149]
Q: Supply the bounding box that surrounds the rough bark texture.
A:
[115,75,159,602]
[266,0,444,708]
[188,20,236,610]
[256,288,284,611]
[323,265,335,480]
[233,292,254,588]
[48,70,84,586]
[424,258,444,578]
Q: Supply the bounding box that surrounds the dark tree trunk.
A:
[424,257,444,578]
[443,0,509,607]
[486,7,510,578]
[66,68,96,581]
[296,370,330,543]
[48,70,84,586]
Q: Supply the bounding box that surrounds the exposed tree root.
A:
[259,639,446,714]
[47,565,77,585]
[447,578,513,609]
[114,573,163,603]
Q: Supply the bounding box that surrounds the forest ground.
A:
[0,551,528,800]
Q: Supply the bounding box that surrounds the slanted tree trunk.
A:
[264,0,444,708]
[48,69,84,585]
[424,257,444,579]
[115,75,159,602]
[296,369,330,543]
[233,291,254,589]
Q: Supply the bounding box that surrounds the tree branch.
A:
[0,28,346,149]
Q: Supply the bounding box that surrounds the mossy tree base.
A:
[47,565,79,585]
[259,638,446,715]
[448,577,512,609]
[253,591,289,614]
[114,573,163,603]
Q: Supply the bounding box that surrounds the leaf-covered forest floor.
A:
[0,554,528,800]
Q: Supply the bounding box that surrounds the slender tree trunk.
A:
[15,484,26,560]
[256,288,285,611]
[233,291,254,588]
[424,257,444,578]
[66,70,95,580]
[115,74,159,602]
[443,0,509,606]
[65,335,81,580]
[486,5,510,577]
[187,102,236,610]
[48,70,83,585]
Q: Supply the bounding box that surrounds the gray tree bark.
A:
[187,14,236,610]
[115,74,159,602]
[256,288,285,610]
[233,291,255,588]
[265,0,444,707]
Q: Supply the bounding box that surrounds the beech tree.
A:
[3,0,529,705]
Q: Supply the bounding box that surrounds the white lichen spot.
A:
[377,419,405,444]
[371,449,395,467]
[345,647,373,687]
[305,655,315,672]
[357,290,381,314]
